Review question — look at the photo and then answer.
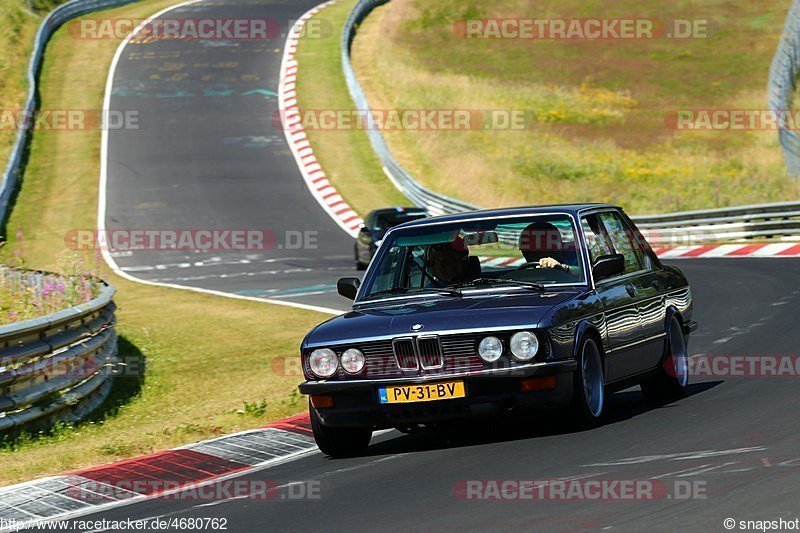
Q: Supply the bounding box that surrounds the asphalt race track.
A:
[71,258,800,530]
[97,0,800,529]
[105,0,356,312]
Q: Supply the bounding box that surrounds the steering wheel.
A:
[511,260,571,274]
[513,260,542,271]
[412,255,446,287]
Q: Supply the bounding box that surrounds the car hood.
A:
[304,290,580,348]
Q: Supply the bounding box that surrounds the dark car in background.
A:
[355,207,428,269]
[303,204,696,457]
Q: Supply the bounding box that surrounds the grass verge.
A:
[0,0,323,486]
[320,0,800,214]
[294,0,407,215]
[0,1,42,170]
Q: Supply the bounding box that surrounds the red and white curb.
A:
[0,414,315,529]
[279,0,364,238]
[651,243,800,259]
[478,243,800,269]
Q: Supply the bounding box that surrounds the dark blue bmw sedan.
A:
[299,204,696,457]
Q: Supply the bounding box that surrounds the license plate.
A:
[378,381,466,404]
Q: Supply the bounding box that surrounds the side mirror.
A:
[337,277,361,300]
[592,254,625,281]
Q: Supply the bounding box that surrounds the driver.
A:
[426,238,472,285]
[518,221,575,272]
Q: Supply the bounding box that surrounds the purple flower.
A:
[42,282,55,297]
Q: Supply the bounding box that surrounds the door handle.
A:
[625,284,637,297]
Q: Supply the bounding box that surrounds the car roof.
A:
[394,203,620,229]
[369,206,427,216]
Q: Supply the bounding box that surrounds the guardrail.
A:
[343,0,800,245]
[0,0,141,226]
[341,0,477,218]
[769,0,800,176]
[0,269,117,433]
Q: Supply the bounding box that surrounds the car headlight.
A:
[340,348,365,374]
[308,348,338,378]
[478,336,503,362]
[510,331,539,361]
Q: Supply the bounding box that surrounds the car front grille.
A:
[390,336,445,371]
[440,334,485,374]
[305,331,546,380]
[416,336,444,369]
[392,338,418,371]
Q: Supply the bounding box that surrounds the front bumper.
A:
[299,359,576,429]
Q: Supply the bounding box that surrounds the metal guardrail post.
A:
[769,0,800,176]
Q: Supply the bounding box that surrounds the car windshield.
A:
[361,214,587,300]
[372,210,427,231]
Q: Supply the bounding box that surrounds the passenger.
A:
[426,238,472,285]
[518,221,576,273]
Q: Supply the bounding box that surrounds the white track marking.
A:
[652,462,738,479]
[582,446,767,467]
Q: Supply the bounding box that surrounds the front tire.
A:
[570,336,606,426]
[641,316,689,400]
[310,403,371,458]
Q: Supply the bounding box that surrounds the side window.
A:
[370,245,402,293]
[625,218,659,271]
[599,212,644,274]
[580,215,614,264]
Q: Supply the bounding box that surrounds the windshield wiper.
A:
[447,278,545,292]
[361,286,462,301]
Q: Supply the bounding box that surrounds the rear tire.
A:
[641,316,689,400]
[570,336,606,426]
[310,403,371,458]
